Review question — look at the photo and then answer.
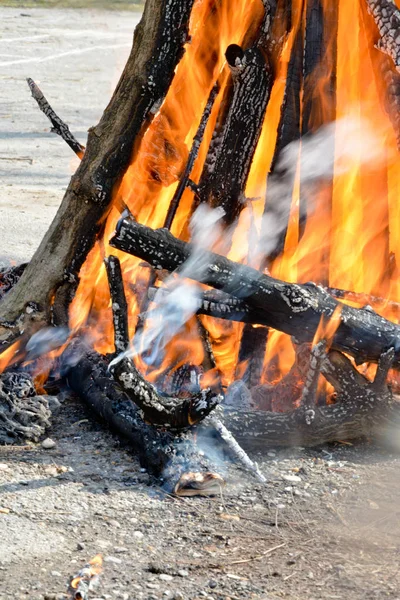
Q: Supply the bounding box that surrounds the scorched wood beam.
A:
[0,0,195,348]
[110,217,400,367]
[194,0,277,226]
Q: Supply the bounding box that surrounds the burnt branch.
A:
[110,218,400,368]
[27,78,85,158]
[163,80,221,229]
[104,255,129,354]
[110,356,221,429]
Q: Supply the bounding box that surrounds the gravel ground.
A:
[1,7,400,600]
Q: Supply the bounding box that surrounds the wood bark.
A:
[110,217,400,368]
[0,0,195,350]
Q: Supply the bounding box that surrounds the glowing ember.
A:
[70,554,103,600]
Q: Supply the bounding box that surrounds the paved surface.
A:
[0,7,140,263]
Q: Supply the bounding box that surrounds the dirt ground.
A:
[1,7,400,600]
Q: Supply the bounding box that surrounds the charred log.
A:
[110,218,400,368]
[195,44,273,225]
[237,324,269,388]
[104,256,129,354]
[62,341,223,495]
[222,347,400,450]
[0,0,195,346]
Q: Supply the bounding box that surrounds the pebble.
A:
[178,570,189,577]
[114,546,128,553]
[133,531,144,540]
[42,438,56,449]
[76,542,85,551]
[173,594,184,600]
[50,570,62,577]
[0,464,9,471]
[104,555,122,564]
[159,574,173,582]
[282,474,302,483]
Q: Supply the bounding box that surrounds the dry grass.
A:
[2,0,143,10]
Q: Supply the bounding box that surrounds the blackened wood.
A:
[237,324,269,388]
[0,0,195,345]
[261,26,304,267]
[163,80,221,230]
[197,45,273,225]
[110,356,221,429]
[110,218,400,368]
[194,0,278,226]
[27,78,85,158]
[62,341,220,493]
[104,256,129,354]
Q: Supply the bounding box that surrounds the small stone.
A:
[133,531,144,540]
[159,574,173,582]
[114,546,128,553]
[76,542,85,551]
[178,570,189,577]
[0,464,9,471]
[173,593,184,600]
[146,582,160,590]
[208,580,218,589]
[104,555,122,564]
[50,570,62,577]
[42,438,56,449]
[282,474,302,483]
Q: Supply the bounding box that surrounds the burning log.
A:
[27,78,85,159]
[0,0,196,346]
[104,256,129,354]
[194,1,277,225]
[62,340,223,495]
[110,217,400,368]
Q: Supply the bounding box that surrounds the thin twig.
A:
[26,77,85,158]
[163,79,220,229]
